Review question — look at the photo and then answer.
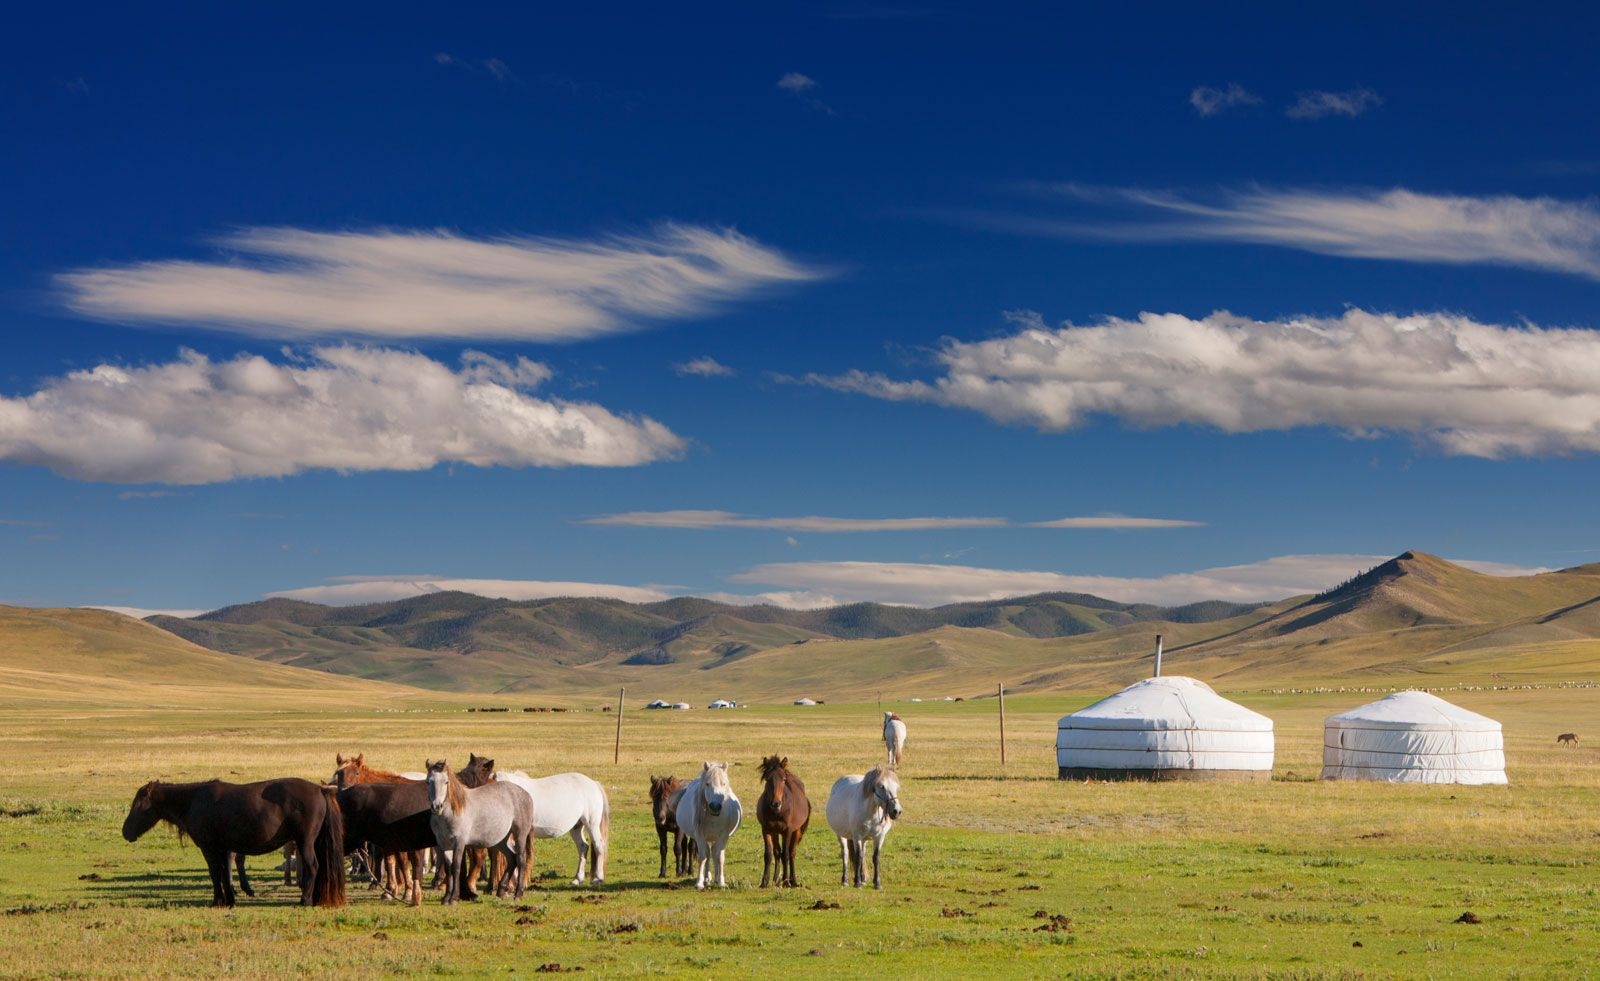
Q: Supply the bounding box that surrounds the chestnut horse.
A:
[330,753,426,904]
[649,775,696,877]
[122,777,345,908]
[757,755,811,888]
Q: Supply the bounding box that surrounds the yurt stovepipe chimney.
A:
[1153,634,1164,677]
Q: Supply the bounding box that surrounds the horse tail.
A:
[598,785,611,846]
[313,786,347,907]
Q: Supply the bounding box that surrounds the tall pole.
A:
[613,687,625,764]
[997,682,1007,766]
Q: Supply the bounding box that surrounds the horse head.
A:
[121,781,164,842]
[649,776,678,824]
[760,756,789,812]
[461,753,496,787]
[700,761,731,818]
[866,766,903,820]
[425,759,457,814]
[330,754,361,789]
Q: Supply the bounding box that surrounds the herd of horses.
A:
[119,712,912,907]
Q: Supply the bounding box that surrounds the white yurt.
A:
[1056,676,1275,781]
[1321,690,1507,784]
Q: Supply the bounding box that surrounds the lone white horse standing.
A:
[493,770,610,886]
[826,764,903,889]
[676,761,741,889]
[882,712,907,765]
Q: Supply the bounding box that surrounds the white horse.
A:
[492,770,610,885]
[676,761,742,889]
[825,764,903,889]
[424,760,534,904]
[883,712,907,765]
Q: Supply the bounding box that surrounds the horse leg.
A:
[694,835,708,890]
[656,825,669,878]
[438,846,457,905]
[281,842,295,885]
[761,825,774,889]
[871,833,884,890]
[570,826,588,886]
[203,848,233,907]
[837,837,849,886]
[786,829,803,888]
[233,853,255,898]
[850,838,865,888]
[713,836,728,888]
[460,847,483,901]
[297,832,319,907]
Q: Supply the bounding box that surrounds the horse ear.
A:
[781,757,788,767]
[336,753,346,765]
[485,758,495,771]
[354,753,364,765]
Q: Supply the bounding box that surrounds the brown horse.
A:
[1558,732,1580,746]
[122,777,345,908]
[330,753,425,904]
[649,775,696,877]
[757,755,811,888]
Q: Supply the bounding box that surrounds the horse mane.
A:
[885,712,901,721]
[758,755,786,781]
[428,762,469,812]
[335,753,411,785]
[860,764,893,799]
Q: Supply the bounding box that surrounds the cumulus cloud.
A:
[0,347,685,484]
[583,509,1200,531]
[1189,83,1261,116]
[673,356,735,377]
[57,225,821,342]
[777,72,818,93]
[726,554,1549,608]
[994,185,1600,281]
[1286,87,1382,119]
[805,308,1600,458]
[267,576,671,606]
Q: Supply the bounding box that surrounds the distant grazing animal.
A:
[883,712,907,765]
[330,753,426,905]
[121,777,345,908]
[757,755,811,888]
[491,770,610,886]
[424,760,534,904]
[1558,732,1580,746]
[649,776,696,877]
[676,761,742,889]
[826,764,903,890]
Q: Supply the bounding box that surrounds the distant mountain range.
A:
[127,550,1600,697]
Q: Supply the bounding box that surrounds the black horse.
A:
[121,777,346,908]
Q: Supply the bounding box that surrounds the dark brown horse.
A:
[649,775,696,877]
[756,755,811,888]
[121,777,346,908]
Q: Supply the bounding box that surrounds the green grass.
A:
[4,689,1600,977]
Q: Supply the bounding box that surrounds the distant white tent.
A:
[793,697,818,706]
[1056,676,1275,781]
[1321,691,1507,785]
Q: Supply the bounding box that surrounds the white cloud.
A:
[1008,185,1600,281]
[267,576,671,606]
[118,489,191,500]
[0,347,685,484]
[1286,87,1382,119]
[435,52,520,84]
[673,356,735,377]
[57,225,821,342]
[88,605,208,619]
[727,554,1550,608]
[777,72,818,92]
[583,509,1200,531]
[806,308,1600,459]
[1189,83,1261,117]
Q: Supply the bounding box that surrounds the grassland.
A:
[4,676,1600,978]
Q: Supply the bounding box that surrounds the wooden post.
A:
[998,682,1007,766]
[613,687,625,764]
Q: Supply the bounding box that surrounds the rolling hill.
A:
[97,550,1600,699]
[0,605,421,708]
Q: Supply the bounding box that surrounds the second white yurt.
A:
[1321,690,1507,784]
[1056,676,1275,781]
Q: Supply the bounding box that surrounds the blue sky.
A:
[4,3,1600,614]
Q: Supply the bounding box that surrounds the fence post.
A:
[998,682,1007,766]
[614,687,625,764]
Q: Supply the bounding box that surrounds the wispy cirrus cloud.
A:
[804,308,1600,459]
[973,185,1600,281]
[1286,87,1382,119]
[673,356,735,378]
[434,52,519,84]
[1189,83,1261,117]
[267,576,671,606]
[0,347,684,484]
[57,225,822,342]
[582,510,1201,532]
[723,554,1548,608]
[777,72,836,114]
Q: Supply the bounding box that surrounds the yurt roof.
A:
[1057,676,1273,732]
[1325,690,1500,732]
